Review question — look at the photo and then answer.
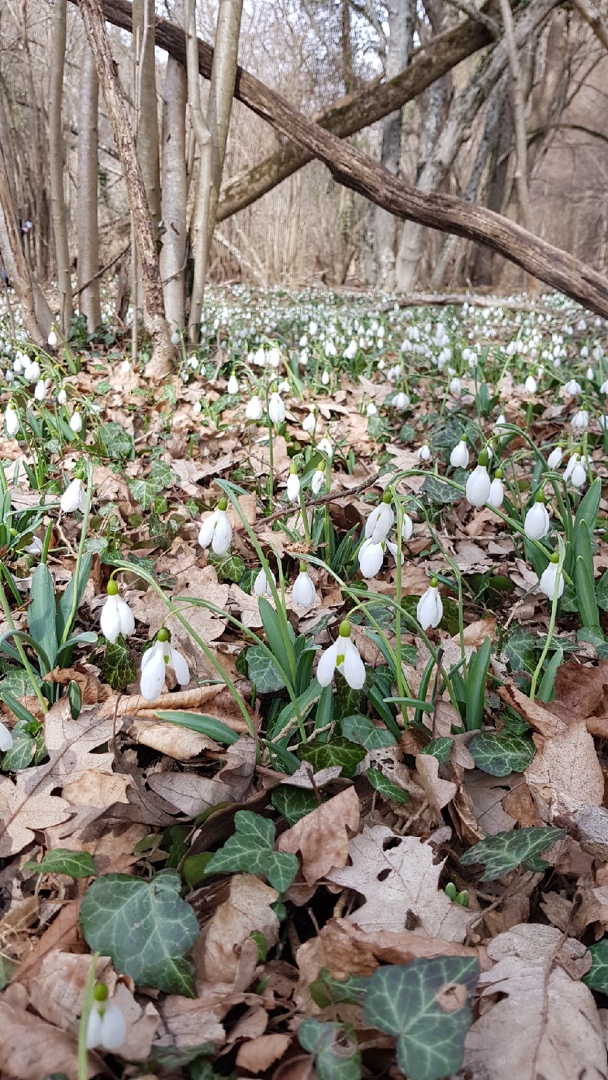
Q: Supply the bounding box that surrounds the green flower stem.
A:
[298,486,311,545]
[0,564,48,713]
[529,540,566,702]
[393,498,410,721]
[78,952,99,1080]
[60,459,93,646]
[547,476,573,546]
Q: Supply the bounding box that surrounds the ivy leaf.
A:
[421,474,461,505]
[469,731,536,777]
[366,767,409,805]
[299,737,366,779]
[102,638,137,690]
[24,848,96,879]
[398,422,416,444]
[79,869,200,996]
[341,714,396,750]
[364,957,479,1080]
[459,827,566,881]
[129,477,159,511]
[298,1019,362,1080]
[205,810,298,893]
[583,938,608,992]
[208,552,246,584]
[422,737,453,764]
[97,422,134,461]
[246,645,286,693]
[1,720,35,771]
[271,786,319,826]
[309,969,369,1009]
[503,626,536,675]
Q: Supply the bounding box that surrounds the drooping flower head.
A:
[538,553,564,600]
[465,449,491,508]
[524,492,550,540]
[86,983,127,1052]
[293,562,317,607]
[365,490,394,545]
[100,579,135,644]
[140,627,190,700]
[317,620,366,690]
[417,577,443,630]
[198,497,232,555]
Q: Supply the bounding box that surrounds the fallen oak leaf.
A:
[276,786,360,887]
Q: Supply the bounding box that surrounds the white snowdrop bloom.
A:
[23,359,40,382]
[316,437,333,459]
[466,456,491,508]
[571,409,589,431]
[198,499,232,555]
[524,498,550,540]
[268,392,285,424]
[581,346,589,358]
[524,375,537,393]
[170,331,181,345]
[193,401,202,415]
[494,414,507,430]
[268,348,282,368]
[547,446,563,469]
[321,370,330,386]
[577,318,587,331]
[401,513,414,541]
[286,468,300,502]
[449,377,461,395]
[564,379,581,396]
[599,416,608,431]
[292,566,316,607]
[487,476,504,509]
[227,373,239,395]
[377,359,386,370]
[278,380,290,394]
[34,379,47,402]
[47,329,58,349]
[343,339,357,361]
[392,391,410,409]
[586,367,595,382]
[5,370,14,384]
[325,341,337,358]
[69,411,83,433]
[563,453,579,482]
[246,394,264,420]
[253,566,276,597]
[57,388,67,405]
[599,380,608,394]
[140,631,190,700]
[85,992,127,1052]
[299,335,308,347]
[302,410,316,434]
[417,580,443,630]
[5,403,19,437]
[12,355,23,374]
[538,557,564,601]
[365,497,394,545]
[23,536,43,556]
[358,537,384,579]
[311,468,325,495]
[317,621,366,690]
[450,440,469,469]
[100,581,135,643]
[60,477,86,514]
[571,459,588,488]
[0,721,13,752]
[366,402,377,416]
[308,321,318,335]
[417,444,431,462]
[188,357,199,370]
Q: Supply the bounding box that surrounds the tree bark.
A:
[77,0,172,379]
[48,0,73,331]
[160,0,187,332]
[0,139,51,345]
[132,0,162,230]
[497,0,531,230]
[78,42,101,331]
[569,0,608,50]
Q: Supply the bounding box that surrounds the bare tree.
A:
[78,42,101,331]
[49,0,73,331]
[160,0,188,332]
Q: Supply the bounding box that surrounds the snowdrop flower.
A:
[600,380,608,394]
[311,467,325,495]
[586,367,595,381]
[524,495,550,540]
[0,721,13,752]
[286,464,300,502]
[570,457,588,488]
[343,339,358,361]
[5,402,19,437]
[268,391,285,425]
[487,471,504,509]
[227,373,239,395]
[47,328,58,349]
[392,391,410,410]
[494,413,507,431]
[417,444,431,462]
[4,369,14,384]
[140,628,190,700]
[60,476,86,514]
[193,401,202,415]
[292,564,317,607]
[57,388,67,406]
[69,410,83,434]
[170,331,181,346]
[358,537,384,579]
[401,513,414,541]
[571,409,589,432]
[465,450,491,507]
[365,401,377,416]
[34,379,47,402]
[449,377,461,395]
[316,437,333,460]
[198,498,232,555]
[246,394,264,421]
[365,493,394,544]
[564,379,581,396]
[100,580,135,643]
[278,380,290,394]
[253,566,276,597]
[317,620,366,690]
[524,374,537,394]
[450,439,469,469]
[546,446,563,469]
[538,554,564,600]
[302,409,316,434]
[321,370,330,386]
[86,984,127,1053]
[417,578,443,630]
[23,359,40,382]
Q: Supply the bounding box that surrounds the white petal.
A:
[316,642,338,687]
[292,572,316,607]
[0,722,13,751]
[358,539,384,578]
[116,596,135,637]
[86,1005,104,1050]
[417,586,442,630]
[524,502,550,540]
[60,478,83,514]
[287,474,300,501]
[100,1002,127,1051]
[140,644,166,700]
[198,510,218,549]
[466,466,491,508]
[100,596,122,643]
[170,647,190,686]
[339,641,366,689]
[211,512,232,554]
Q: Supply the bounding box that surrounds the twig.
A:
[252,471,379,531]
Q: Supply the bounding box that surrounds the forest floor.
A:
[1,285,608,1080]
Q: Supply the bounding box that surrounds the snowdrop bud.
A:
[465,450,491,507]
[227,373,239,395]
[487,471,504,509]
[524,375,537,394]
[70,410,83,433]
[170,331,181,346]
[547,446,563,469]
[365,492,394,544]
[539,554,564,600]
[253,566,276,597]
[302,410,316,434]
[586,367,595,381]
[47,328,58,349]
[286,464,300,502]
[571,409,589,431]
[292,563,316,607]
[524,494,550,540]
[316,620,366,690]
[321,371,330,386]
[358,537,384,579]
[246,394,263,421]
[60,476,86,514]
[5,403,19,437]
[0,721,13,751]
[100,579,135,643]
[268,391,285,425]
[449,377,461,395]
[417,578,443,630]
[311,468,325,495]
[57,388,67,405]
[417,444,431,462]
[450,439,469,469]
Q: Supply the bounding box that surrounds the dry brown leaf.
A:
[498,684,565,737]
[236,1033,292,1073]
[127,717,222,760]
[44,666,112,704]
[146,771,236,816]
[525,718,604,821]
[0,983,86,1080]
[197,874,280,985]
[463,924,605,1080]
[414,754,457,814]
[276,787,359,887]
[465,771,519,835]
[326,825,475,941]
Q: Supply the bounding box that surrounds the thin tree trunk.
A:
[185,0,212,344]
[160,0,187,332]
[78,0,172,378]
[569,0,608,49]
[78,42,101,331]
[0,140,50,345]
[49,0,73,331]
[497,0,531,230]
[132,0,161,227]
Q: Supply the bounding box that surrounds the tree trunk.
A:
[78,42,101,331]
[78,0,172,378]
[48,0,73,332]
[132,0,162,229]
[185,0,212,343]
[160,0,187,332]
[0,139,51,345]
